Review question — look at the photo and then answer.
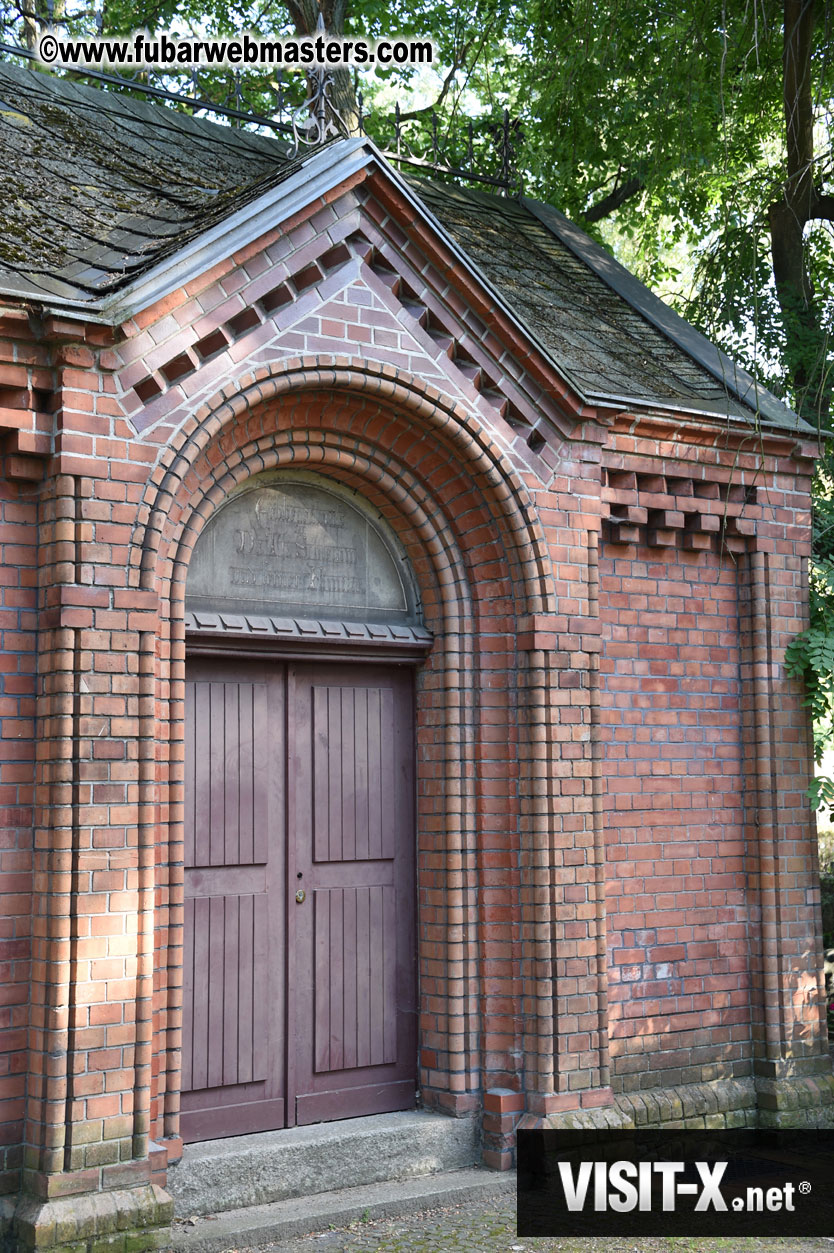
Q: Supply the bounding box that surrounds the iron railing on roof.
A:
[358,96,522,194]
[0,33,523,194]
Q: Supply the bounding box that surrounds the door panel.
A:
[183,893,269,1090]
[312,883,397,1073]
[312,685,395,862]
[290,665,416,1126]
[181,662,285,1142]
[181,659,416,1140]
[185,679,270,867]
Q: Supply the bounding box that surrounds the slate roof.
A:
[0,57,804,431]
[409,179,755,420]
[0,59,299,302]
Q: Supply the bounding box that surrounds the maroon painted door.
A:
[181,659,416,1141]
[181,661,286,1141]
[289,665,417,1124]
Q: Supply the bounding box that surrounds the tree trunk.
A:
[768,0,831,426]
[21,0,38,51]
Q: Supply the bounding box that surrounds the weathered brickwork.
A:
[0,160,831,1243]
[0,460,37,1197]
[0,316,53,1204]
[600,542,751,1091]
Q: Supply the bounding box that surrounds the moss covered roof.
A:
[0,58,802,429]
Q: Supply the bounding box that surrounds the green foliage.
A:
[786,451,834,813]
[515,1,833,420]
[819,833,834,1029]
[785,575,834,736]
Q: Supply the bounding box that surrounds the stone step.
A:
[167,1110,481,1218]
[170,1165,516,1252]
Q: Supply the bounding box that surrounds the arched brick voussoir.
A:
[130,359,556,620]
[165,433,475,640]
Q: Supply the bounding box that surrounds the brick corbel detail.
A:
[516,614,561,651]
[599,459,773,554]
[517,613,601,656]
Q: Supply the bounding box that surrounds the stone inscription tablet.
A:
[186,481,411,621]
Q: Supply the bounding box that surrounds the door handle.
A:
[295,889,306,904]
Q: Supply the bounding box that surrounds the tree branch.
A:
[396,53,471,122]
[582,176,644,224]
[810,192,834,222]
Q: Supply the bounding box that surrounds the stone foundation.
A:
[2,1184,173,1253]
[499,1068,834,1160]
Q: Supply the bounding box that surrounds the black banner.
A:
[517,1129,834,1237]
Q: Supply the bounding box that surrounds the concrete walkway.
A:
[177,1188,834,1252]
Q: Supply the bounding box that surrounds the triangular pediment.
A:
[119,173,578,465]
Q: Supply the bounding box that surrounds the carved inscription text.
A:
[186,480,408,618]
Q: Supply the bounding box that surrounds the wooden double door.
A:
[181,658,417,1142]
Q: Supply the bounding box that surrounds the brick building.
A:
[0,59,832,1250]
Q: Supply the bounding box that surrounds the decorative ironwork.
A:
[358,94,522,195]
[288,15,350,155]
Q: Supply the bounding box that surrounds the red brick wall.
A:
[0,462,37,1192]
[600,542,752,1091]
[0,328,48,1196]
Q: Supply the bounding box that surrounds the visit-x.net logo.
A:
[517,1130,834,1237]
[559,1157,801,1213]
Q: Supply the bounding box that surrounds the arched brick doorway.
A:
[179,472,429,1140]
[134,369,558,1157]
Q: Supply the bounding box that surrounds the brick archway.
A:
[130,369,578,1152]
